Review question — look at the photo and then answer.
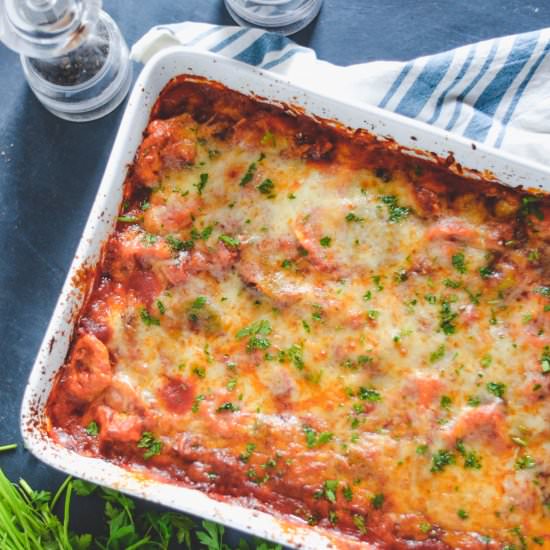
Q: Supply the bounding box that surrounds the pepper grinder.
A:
[0,0,132,121]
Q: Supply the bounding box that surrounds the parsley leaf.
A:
[218,234,240,248]
[486,381,506,398]
[194,173,209,195]
[371,493,384,509]
[137,432,162,459]
[140,308,160,327]
[431,449,455,473]
[319,236,332,248]
[257,178,275,196]
[85,421,99,436]
[452,252,467,274]
[380,195,410,223]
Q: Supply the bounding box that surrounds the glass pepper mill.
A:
[0,0,132,122]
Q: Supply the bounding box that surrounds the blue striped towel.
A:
[131,23,550,167]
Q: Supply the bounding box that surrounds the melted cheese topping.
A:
[47,78,550,549]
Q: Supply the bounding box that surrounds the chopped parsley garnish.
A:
[342,485,353,502]
[191,296,207,309]
[137,432,162,459]
[486,381,506,398]
[363,290,372,301]
[236,319,271,339]
[430,345,445,363]
[303,426,333,448]
[520,195,544,220]
[479,266,495,279]
[323,480,338,503]
[236,319,272,352]
[194,173,208,195]
[216,402,239,413]
[480,354,492,368]
[440,395,452,410]
[464,451,482,469]
[85,421,99,436]
[444,278,461,288]
[515,455,536,470]
[140,308,160,327]
[218,234,240,248]
[367,310,380,320]
[358,387,381,402]
[279,343,305,370]
[190,225,214,240]
[373,275,384,291]
[247,336,270,352]
[425,294,437,304]
[430,449,455,473]
[257,178,275,196]
[541,346,550,374]
[156,299,165,315]
[166,234,194,252]
[353,514,367,535]
[467,395,481,407]
[416,444,429,455]
[371,494,384,509]
[394,269,408,283]
[239,154,264,186]
[226,378,237,391]
[346,212,364,223]
[281,258,294,269]
[419,522,431,533]
[380,195,411,223]
[452,252,467,274]
[319,236,332,248]
[439,300,457,335]
[192,366,205,378]
[312,304,323,321]
[141,200,150,210]
[302,320,311,333]
[239,443,256,463]
[457,509,469,520]
[191,394,205,413]
[117,215,140,223]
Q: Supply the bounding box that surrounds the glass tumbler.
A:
[224,0,324,35]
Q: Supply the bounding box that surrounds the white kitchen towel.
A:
[131,22,550,167]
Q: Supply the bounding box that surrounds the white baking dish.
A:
[20,47,550,550]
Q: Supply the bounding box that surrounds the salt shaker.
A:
[0,0,132,122]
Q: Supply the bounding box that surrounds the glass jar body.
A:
[21,10,132,122]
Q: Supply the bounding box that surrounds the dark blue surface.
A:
[1,0,550,545]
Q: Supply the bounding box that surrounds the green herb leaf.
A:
[515,455,536,470]
[140,308,160,327]
[319,236,332,248]
[218,234,240,248]
[452,253,467,274]
[486,381,506,398]
[431,449,455,473]
[137,432,162,459]
[216,402,239,413]
[380,195,411,223]
[358,386,381,402]
[85,421,99,437]
[194,173,209,195]
[371,493,384,509]
[257,178,275,196]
